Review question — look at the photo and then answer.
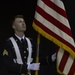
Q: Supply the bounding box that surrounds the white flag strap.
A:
[9,37,23,64]
[26,38,32,64]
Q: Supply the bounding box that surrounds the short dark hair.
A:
[11,15,24,25]
[13,15,24,19]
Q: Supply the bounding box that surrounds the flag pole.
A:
[35,33,40,75]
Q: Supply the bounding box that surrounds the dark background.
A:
[0,0,75,75]
[0,0,37,42]
[0,0,75,42]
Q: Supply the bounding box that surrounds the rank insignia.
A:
[3,49,8,56]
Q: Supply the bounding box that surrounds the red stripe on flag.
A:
[42,0,67,18]
[68,60,75,75]
[34,19,75,52]
[59,51,69,71]
[33,0,75,74]
[36,6,72,37]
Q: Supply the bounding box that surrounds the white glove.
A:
[51,53,56,62]
[27,63,40,70]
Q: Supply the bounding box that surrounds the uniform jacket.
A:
[2,35,36,75]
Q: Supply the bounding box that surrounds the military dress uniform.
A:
[2,35,36,75]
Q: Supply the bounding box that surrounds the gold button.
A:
[24,56,26,59]
[24,51,26,53]
[27,48,28,50]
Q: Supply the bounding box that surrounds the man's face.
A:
[12,18,26,32]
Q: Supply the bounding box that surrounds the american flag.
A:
[32,0,75,75]
[57,47,75,75]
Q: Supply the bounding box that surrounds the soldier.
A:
[2,15,40,75]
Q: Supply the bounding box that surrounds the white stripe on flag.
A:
[57,48,64,67]
[37,0,70,28]
[63,55,74,75]
[51,0,65,10]
[35,12,74,46]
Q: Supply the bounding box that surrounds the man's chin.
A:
[22,29,26,32]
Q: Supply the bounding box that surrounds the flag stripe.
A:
[42,0,67,18]
[33,0,75,74]
[33,0,75,57]
[58,50,69,72]
[68,60,75,75]
[34,12,75,47]
[34,18,75,52]
[36,6,72,37]
[50,0,65,10]
[57,48,64,67]
[57,48,75,75]
[37,0,70,28]
[63,55,74,75]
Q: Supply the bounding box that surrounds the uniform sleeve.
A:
[39,36,56,66]
[2,40,27,74]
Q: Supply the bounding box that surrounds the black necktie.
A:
[21,38,27,48]
[21,38,24,45]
